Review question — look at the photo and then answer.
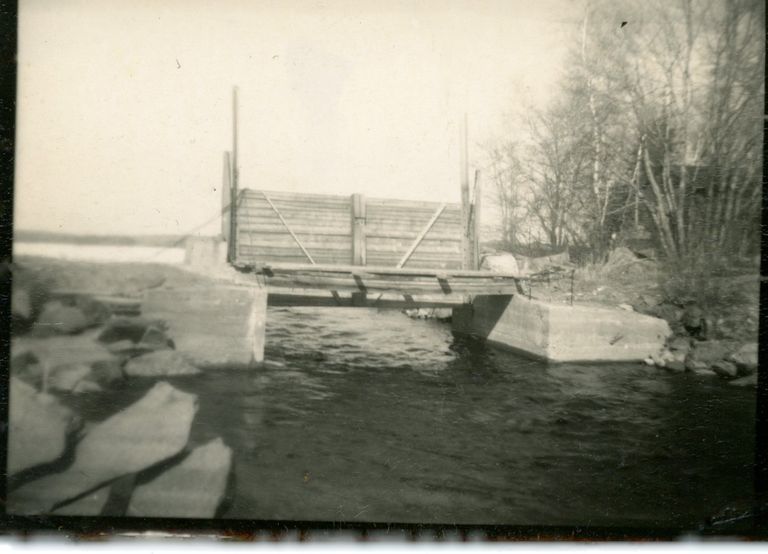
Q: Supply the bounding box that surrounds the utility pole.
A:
[228,86,239,262]
[232,86,239,193]
[460,113,472,270]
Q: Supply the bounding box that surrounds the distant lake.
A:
[14,241,186,264]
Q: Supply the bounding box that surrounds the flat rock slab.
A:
[48,363,93,393]
[7,382,198,515]
[34,301,91,335]
[127,438,232,518]
[12,331,118,371]
[124,350,201,377]
[7,378,77,476]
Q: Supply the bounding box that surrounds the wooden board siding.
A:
[233,189,463,269]
[236,190,352,265]
[364,198,462,269]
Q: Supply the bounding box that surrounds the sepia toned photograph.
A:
[4,0,764,534]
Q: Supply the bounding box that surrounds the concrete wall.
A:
[143,285,267,368]
[453,295,671,363]
[185,237,228,269]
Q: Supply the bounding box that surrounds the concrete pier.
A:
[452,295,671,363]
[143,285,267,367]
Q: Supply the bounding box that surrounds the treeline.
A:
[489,0,764,265]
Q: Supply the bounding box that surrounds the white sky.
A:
[15,0,579,237]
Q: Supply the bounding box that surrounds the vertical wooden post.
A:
[351,193,366,266]
[230,87,239,263]
[460,113,472,269]
[472,169,482,270]
[222,151,232,252]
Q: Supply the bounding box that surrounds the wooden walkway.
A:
[234,262,524,309]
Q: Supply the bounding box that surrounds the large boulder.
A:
[667,336,691,355]
[689,340,739,367]
[481,253,520,275]
[33,301,90,335]
[12,288,32,321]
[12,332,120,392]
[97,317,169,345]
[47,363,93,393]
[643,303,683,328]
[727,342,758,376]
[124,350,201,377]
[10,351,44,390]
[127,438,233,518]
[7,382,198,514]
[89,359,125,387]
[711,360,738,379]
[7,378,79,476]
[606,246,638,266]
[10,266,52,335]
[137,325,175,351]
[46,359,123,394]
[681,303,707,339]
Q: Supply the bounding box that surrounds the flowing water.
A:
[165,307,756,528]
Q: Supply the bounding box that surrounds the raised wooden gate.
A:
[227,188,465,270]
[215,88,520,308]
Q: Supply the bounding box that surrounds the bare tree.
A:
[486,140,527,248]
[616,0,764,260]
[523,103,589,249]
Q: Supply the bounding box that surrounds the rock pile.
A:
[645,337,758,386]
[8,271,234,518]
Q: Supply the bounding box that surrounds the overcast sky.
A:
[15,0,580,237]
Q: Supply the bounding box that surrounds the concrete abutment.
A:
[453,295,671,363]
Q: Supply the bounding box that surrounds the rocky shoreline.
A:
[7,260,234,517]
[405,248,759,387]
[4,251,758,515]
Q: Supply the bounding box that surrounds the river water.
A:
[162,306,755,528]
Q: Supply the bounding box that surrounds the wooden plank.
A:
[236,220,352,235]
[366,207,462,222]
[237,254,353,266]
[239,198,349,212]
[365,197,461,211]
[460,113,471,270]
[231,88,239,263]
[242,188,350,203]
[236,232,352,248]
[472,168,482,270]
[238,206,350,220]
[366,236,461,252]
[362,229,461,241]
[259,191,316,264]
[366,259,461,270]
[238,261,521,278]
[260,274,520,295]
[351,193,366,265]
[221,151,231,241]
[235,261,522,295]
[267,290,469,309]
[260,275,519,295]
[397,204,447,268]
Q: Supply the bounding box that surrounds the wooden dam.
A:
[222,186,524,309]
[161,90,670,367]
